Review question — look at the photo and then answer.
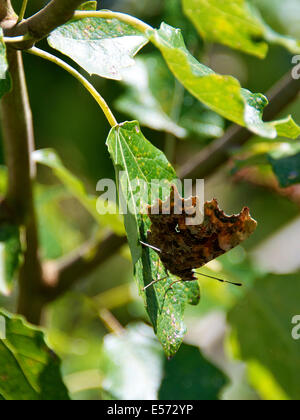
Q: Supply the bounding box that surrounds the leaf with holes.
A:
[106,121,200,357]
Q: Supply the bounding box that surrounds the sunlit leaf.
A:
[0,309,69,400]
[182,0,300,57]
[33,149,125,236]
[148,23,300,139]
[183,0,267,58]
[48,7,148,80]
[106,121,200,357]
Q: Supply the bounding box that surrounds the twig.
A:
[17,0,28,23]
[179,72,300,179]
[28,47,118,127]
[73,10,153,34]
[11,0,83,39]
[98,308,125,335]
[43,233,127,302]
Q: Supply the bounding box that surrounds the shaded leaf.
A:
[148,23,300,139]
[33,149,125,236]
[233,144,300,188]
[228,273,300,400]
[101,323,163,400]
[0,309,69,400]
[182,0,300,57]
[35,185,83,260]
[159,343,228,400]
[0,28,11,98]
[0,225,22,296]
[106,121,200,357]
[48,8,148,80]
[268,144,300,188]
[116,54,224,139]
[116,57,187,138]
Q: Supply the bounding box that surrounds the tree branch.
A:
[43,233,127,302]
[0,48,44,324]
[5,0,83,48]
[0,0,16,21]
[179,72,300,180]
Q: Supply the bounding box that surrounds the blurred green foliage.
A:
[0,0,299,400]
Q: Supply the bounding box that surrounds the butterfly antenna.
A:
[194,271,242,287]
[140,241,161,253]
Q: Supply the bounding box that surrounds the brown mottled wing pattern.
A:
[147,185,257,281]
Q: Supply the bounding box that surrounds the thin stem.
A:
[27,47,118,128]
[17,0,28,22]
[98,308,124,335]
[73,10,153,34]
[4,34,31,43]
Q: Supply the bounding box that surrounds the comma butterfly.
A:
[144,185,257,287]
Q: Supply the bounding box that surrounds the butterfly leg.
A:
[140,240,161,253]
[143,259,168,291]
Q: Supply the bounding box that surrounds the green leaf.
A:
[148,23,300,139]
[106,121,200,357]
[233,143,300,188]
[261,20,300,55]
[159,343,228,400]
[101,323,163,400]
[33,149,125,236]
[116,54,224,139]
[0,28,11,98]
[182,0,268,58]
[0,309,69,400]
[182,0,300,57]
[48,10,148,80]
[228,273,300,400]
[116,57,186,138]
[268,145,300,188]
[0,225,22,296]
[35,185,83,260]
